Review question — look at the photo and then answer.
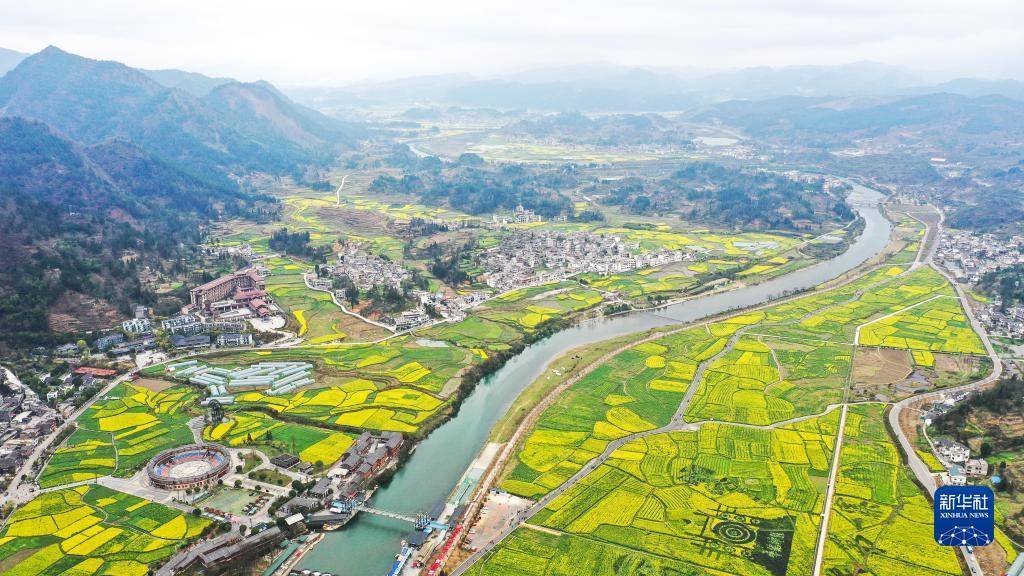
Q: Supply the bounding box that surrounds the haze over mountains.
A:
[287,61,1024,112]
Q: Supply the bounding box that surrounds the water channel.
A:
[297,183,890,575]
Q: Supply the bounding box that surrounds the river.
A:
[297,183,890,575]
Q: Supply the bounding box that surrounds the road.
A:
[887,207,1001,576]
[812,405,849,576]
[453,204,999,576]
[0,367,133,508]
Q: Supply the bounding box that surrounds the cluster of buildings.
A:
[935,230,1024,340]
[481,229,692,290]
[934,438,990,486]
[278,432,404,522]
[0,371,60,483]
[336,431,403,489]
[328,245,410,291]
[414,290,489,324]
[922,390,992,487]
[165,361,313,405]
[156,524,298,576]
[936,230,1024,284]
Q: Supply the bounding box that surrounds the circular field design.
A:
[713,521,757,545]
[147,443,230,490]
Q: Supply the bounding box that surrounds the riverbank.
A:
[296,183,890,575]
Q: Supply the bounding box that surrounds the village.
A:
[481,228,692,291]
[936,229,1024,340]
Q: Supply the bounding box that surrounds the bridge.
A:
[355,505,423,525]
[347,504,450,531]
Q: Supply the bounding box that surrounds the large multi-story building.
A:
[189,269,267,314]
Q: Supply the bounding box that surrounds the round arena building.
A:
[146,443,230,490]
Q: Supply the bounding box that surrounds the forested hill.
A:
[0,117,275,350]
[600,162,853,231]
[0,46,365,186]
[977,264,1024,308]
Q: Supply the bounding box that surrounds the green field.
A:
[204,410,356,465]
[822,404,961,575]
[858,295,985,354]
[0,485,208,576]
[476,413,840,576]
[475,282,605,333]
[500,327,721,498]
[38,428,116,488]
[40,384,197,487]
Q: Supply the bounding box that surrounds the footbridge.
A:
[352,504,449,531]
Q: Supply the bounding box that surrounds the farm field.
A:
[262,255,389,343]
[0,485,208,576]
[499,326,722,498]
[685,335,851,426]
[501,262,987,500]
[580,263,697,299]
[477,413,840,576]
[234,376,443,434]
[38,428,115,488]
[211,337,472,395]
[203,410,356,465]
[822,404,961,575]
[39,384,198,487]
[475,282,605,333]
[858,295,985,354]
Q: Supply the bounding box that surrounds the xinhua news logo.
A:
[934,485,995,547]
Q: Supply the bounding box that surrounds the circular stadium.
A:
[146,443,230,490]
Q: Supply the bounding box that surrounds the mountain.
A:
[0,46,363,186]
[690,93,1024,140]
[204,80,360,157]
[688,62,920,100]
[907,78,1024,101]
[296,62,1024,113]
[0,47,27,76]
[141,67,233,96]
[0,117,271,347]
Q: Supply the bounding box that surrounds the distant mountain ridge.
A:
[287,62,1024,112]
[0,46,363,185]
[0,47,27,76]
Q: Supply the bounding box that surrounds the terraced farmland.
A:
[858,295,984,354]
[475,282,605,333]
[216,337,472,395]
[0,485,208,576]
[479,260,987,575]
[234,377,443,434]
[38,428,116,488]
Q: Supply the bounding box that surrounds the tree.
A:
[192,508,201,517]
[980,442,993,457]
[239,525,248,535]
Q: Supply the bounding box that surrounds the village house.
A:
[965,458,989,477]
[934,438,971,464]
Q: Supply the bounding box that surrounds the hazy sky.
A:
[1,0,1022,86]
